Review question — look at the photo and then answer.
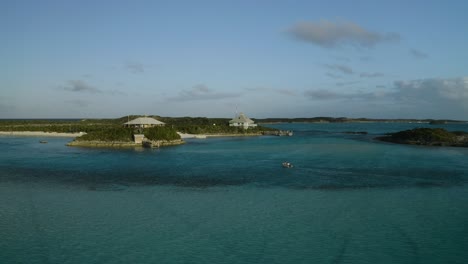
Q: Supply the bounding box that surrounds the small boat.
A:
[39,140,48,144]
[282,162,293,168]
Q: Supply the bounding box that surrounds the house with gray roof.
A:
[229,113,257,129]
[124,117,165,128]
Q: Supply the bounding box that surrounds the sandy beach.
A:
[0,131,85,138]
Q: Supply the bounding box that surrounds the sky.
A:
[1,0,468,119]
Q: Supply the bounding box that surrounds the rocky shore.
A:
[142,139,185,148]
[66,140,140,148]
[67,139,185,148]
[376,128,468,147]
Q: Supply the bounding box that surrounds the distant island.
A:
[376,128,468,147]
[1,116,467,148]
[254,117,467,124]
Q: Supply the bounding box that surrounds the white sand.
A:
[0,131,86,138]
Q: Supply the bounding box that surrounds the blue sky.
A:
[1,0,468,119]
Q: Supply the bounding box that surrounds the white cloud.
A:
[394,77,468,101]
[287,20,400,48]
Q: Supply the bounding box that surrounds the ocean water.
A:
[1,123,468,264]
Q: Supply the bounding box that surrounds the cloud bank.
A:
[304,77,468,118]
[306,77,468,102]
[287,20,400,48]
[394,77,468,102]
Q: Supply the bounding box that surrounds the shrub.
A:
[144,126,180,141]
[76,127,134,142]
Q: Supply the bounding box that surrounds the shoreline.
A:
[0,131,85,138]
[205,133,262,137]
[178,132,262,139]
[0,130,262,140]
[67,139,185,148]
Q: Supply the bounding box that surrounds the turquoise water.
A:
[1,123,468,263]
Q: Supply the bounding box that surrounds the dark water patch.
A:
[278,166,466,191]
[87,183,129,191]
[1,164,466,191]
[0,166,251,190]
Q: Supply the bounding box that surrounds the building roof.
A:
[229,113,255,124]
[124,117,165,125]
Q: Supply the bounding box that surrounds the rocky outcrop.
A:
[142,139,185,148]
[67,139,184,148]
[376,128,468,147]
[67,140,139,148]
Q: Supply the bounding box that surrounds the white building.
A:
[124,117,165,128]
[229,113,257,129]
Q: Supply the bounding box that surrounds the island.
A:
[0,115,277,148]
[3,116,467,148]
[376,128,468,147]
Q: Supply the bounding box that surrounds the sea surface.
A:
[1,123,468,264]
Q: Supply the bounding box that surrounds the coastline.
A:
[66,140,139,148]
[178,132,262,138]
[1,130,261,143]
[67,139,185,148]
[205,133,262,137]
[0,131,85,138]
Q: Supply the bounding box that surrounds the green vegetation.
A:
[174,124,272,134]
[76,127,134,142]
[256,117,467,123]
[0,116,275,136]
[376,128,468,147]
[73,126,181,142]
[0,116,274,149]
[144,126,180,141]
[3,116,466,136]
[0,119,117,133]
[157,116,275,134]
